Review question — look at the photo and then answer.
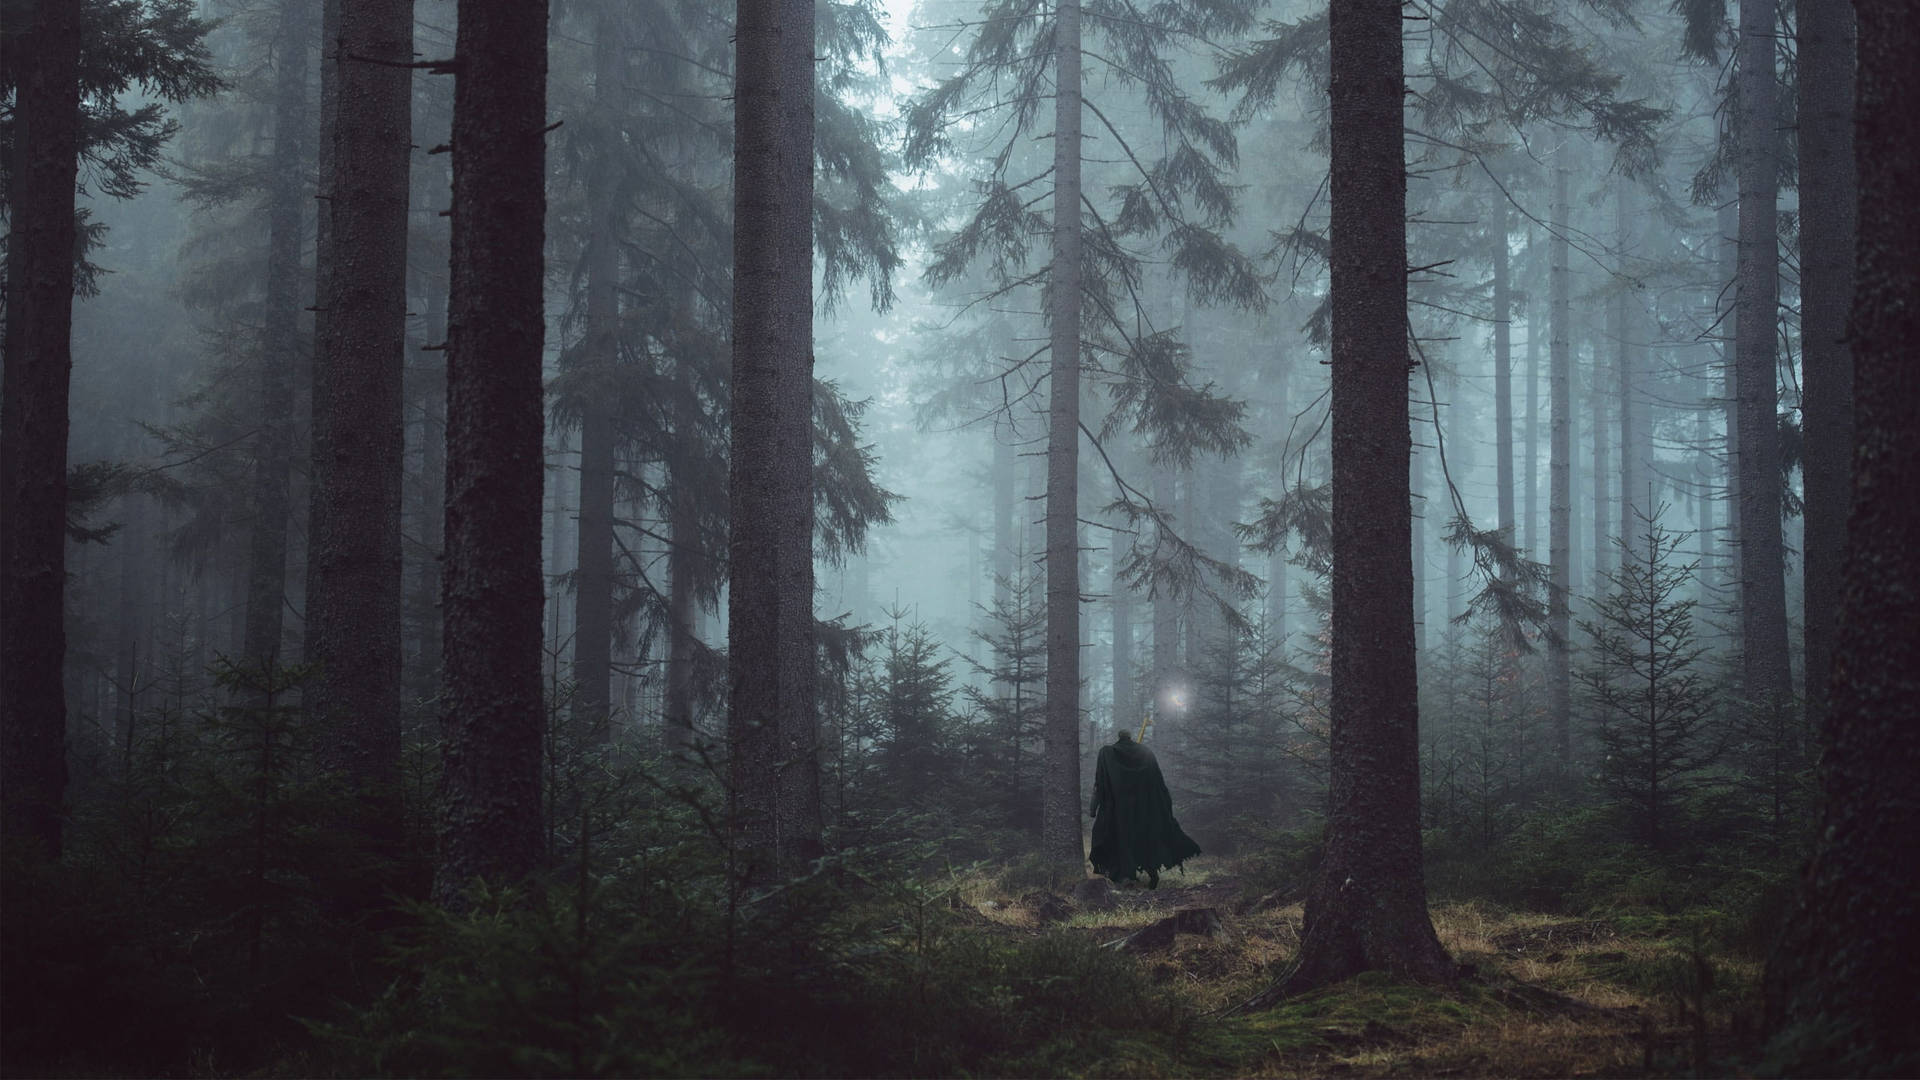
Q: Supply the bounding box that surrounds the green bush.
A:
[3,660,427,1075]
[309,879,749,1078]
[311,839,1190,1078]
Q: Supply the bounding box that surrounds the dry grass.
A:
[1058,906,1168,930]
[1336,1013,1652,1077]
[936,859,1763,1076]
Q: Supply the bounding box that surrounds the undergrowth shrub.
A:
[1229,820,1323,902]
[2,659,429,1075]
[311,818,1188,1075]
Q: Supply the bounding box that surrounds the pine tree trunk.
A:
[847,548,869,626]
[306,0,339,668]
[571,6,622,744]
[1795,0,1855,729]
[1199,347,1242,661]
[114,500,147,773]
[1410,440,1426,653]
[1610,184,1630,531]
[664,357,701,753]
[992,416,1014,587]
[1179,469,1201,667]
[1110,437,1134,731]
[415,280,447,687]
[1523,279,1540,561]
[1763,3,1920,1058]
[0,0,82,861]
[1491,193,1515,538]
[1734,0,1793,705]
[1591,319,1611,589]
[1276,0,1452,996]
[1717,194,1741,611]
[728,0,822,880]
[1615,183,1647,531]
[1269,341,1292,639]
[545,429,576,662]
[992,414,1014,698]
[242,0,312,675]
[1041,0,1086,873]
[436,0,551,897]
[1212,423,1243,638]
[1077,512,1093,734]
[1548,155,1573,767]
[1152,457,1179,704]
[310,0,412,822]
[1445,386,1472,622]
[1694,404,1715,571]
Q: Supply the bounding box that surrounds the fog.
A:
[54,0,1797,746]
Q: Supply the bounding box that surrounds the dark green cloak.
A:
[1088,735,1201,881]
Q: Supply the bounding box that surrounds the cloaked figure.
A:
[1088,728,1201,887]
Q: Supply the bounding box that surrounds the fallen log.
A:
[1105,907,1231,952]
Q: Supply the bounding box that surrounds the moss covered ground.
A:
[930,857,1763,1078]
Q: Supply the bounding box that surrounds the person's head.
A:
[1114,727,1133,744]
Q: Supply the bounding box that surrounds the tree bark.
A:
[1591,316,1611,589]
[1523,275,1540,561]
[0,0,82,862]
[544,428,576,664]
[728,0,822,880]
[1795,0,1855,729]
[1733,0,1792,705]
[992,410,1014,698]
[1763,2,1920,1060]
[1610,184,1630,533]
[1110,438,1134,731]
[310,0,412,819]
[1693,403,1715,575]
[1268,340,1291,640]
[1410,438,1426,653]
[114,500,148,774]
[414,277,447,688]
[1491,190,1514,539]
[1547,154,1572,767]
[1179,460,1201,668]
[664,347,704,754]
[1151,457,1179,706]
[1042,0,1087,873]
[571,5,623,745]
[1716,194,1741,612]
[305,0,339,662]
[1205,361,1243,651]
[992,414,1014,590]
[1276,0,1452,995]
[665,455,699,752]
[1616,183,1649,531]
[1444,384,1472,622]
[436,0,551,897]
[242,0,313,676]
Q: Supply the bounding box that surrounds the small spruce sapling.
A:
[1577,505,1721,851]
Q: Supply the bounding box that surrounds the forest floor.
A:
[948,860,1761,1077]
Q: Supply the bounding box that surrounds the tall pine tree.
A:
[436,0,551,897]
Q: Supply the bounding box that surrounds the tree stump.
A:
[1072,877,1116,911]
[1022,891,1074,924]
